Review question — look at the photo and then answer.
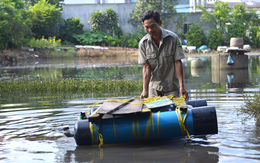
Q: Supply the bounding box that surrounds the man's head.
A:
[141,10,160,23]
[142,10,162,38]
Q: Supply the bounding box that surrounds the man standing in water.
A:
[138,10,189,100]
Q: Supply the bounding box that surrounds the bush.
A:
[207,29,224,49]
[73,30,110,46]
[60,17,84,45]
[185,23,204,48]
[27,36,61,49]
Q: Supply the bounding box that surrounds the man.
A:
[138,10,189,100]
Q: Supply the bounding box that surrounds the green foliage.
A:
[237,93,260,125]
[29,0,62,39]
[27,0,64,8]
[89,10,105,32]
[198,1,260,46]
[104,8,118,34]
[250,26,260,48]
[0,78,143,95]
[0,0,31,50]
[73,30,110,45]
[3,0,25,9]
[60,17,84,45]
[198,2,230,30]
[0,2,15,50]
[129,0,178,28]
[128,39,138,48]
[185,23,203,48]
[118,26,145,47]
[207,29,224,49]
[227,21,249,44]
[89,8,122,37]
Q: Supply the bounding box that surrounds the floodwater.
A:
[0,54,260,163]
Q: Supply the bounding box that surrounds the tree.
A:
[185,22,203,48]
[89,8,122,37]
[198,1,260,46]
[29,0,62,39]
[25,0,64,8]
[198,1,230,30]
[0,1,15,50]
[129,0,178,28]
[89,10,105,33]
[104,8,118,34]
[0,0,32,50]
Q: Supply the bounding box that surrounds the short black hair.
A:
[141,10,160,23]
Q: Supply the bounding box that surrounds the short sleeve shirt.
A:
[138,27,185,92]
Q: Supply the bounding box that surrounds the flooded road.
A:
[0,54,260,163]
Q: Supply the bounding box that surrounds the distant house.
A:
[204,0,260,11]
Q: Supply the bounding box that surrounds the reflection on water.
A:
[0,55,260,162]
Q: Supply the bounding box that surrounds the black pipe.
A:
[74,120,92,146]
[187,99,207,107]
[191,106,218,135]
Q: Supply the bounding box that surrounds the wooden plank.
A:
[96,98,143,115]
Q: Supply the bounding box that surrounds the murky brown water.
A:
[0,55,260,163]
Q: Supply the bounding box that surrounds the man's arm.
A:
[175,60,189,100]
[140,64,151,99]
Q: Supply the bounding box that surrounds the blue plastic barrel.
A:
[74,105,218,146]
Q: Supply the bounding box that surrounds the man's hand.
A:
[140,90,148,99]
[180,86,189,101]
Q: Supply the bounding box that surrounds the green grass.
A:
[47,49,77,58]
[0,78,143,96]
[237,93,260,125]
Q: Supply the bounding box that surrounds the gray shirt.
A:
[138,27,185,92]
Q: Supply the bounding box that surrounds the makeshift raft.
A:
[66,97,218,146]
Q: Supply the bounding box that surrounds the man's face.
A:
[143,18,162,38]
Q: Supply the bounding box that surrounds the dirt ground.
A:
[0,47,139,64]
[0,48,49,64]
[1,46,258,64]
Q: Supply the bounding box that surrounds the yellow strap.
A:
[144,113,152,140]
[89,122,97,144]
[157,110,161,139]
[113,117,118,143]
[86,101,103,113]
[176,107,190,139]
[132,116,141,141]
[151,111,157,139]
[89,122,104,147]
[136,116,141,140]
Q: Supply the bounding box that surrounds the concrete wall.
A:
[167,13,215,36]
[62,4,136,33]
[62,4,214,34]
